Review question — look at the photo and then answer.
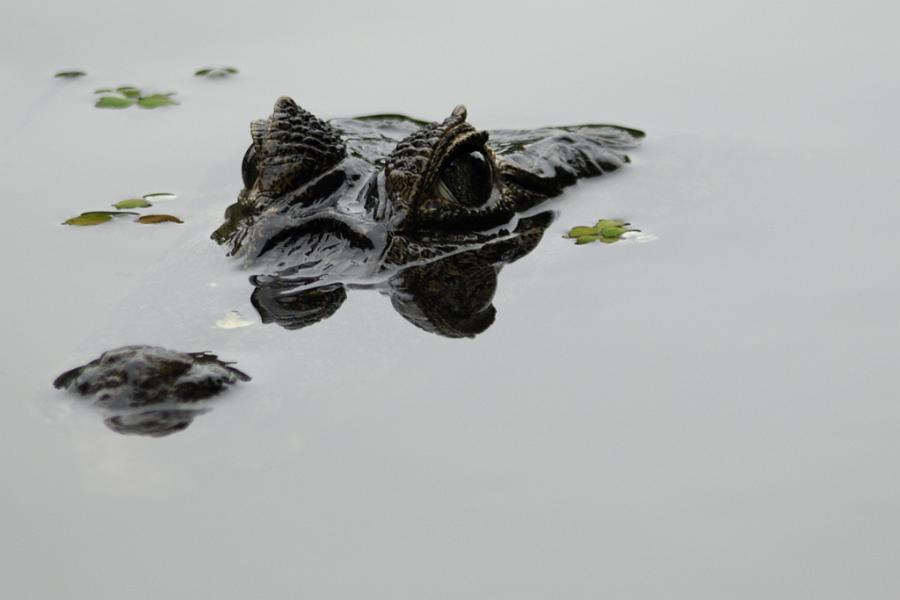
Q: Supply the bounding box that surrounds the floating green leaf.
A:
[575,235,600,245]
[567,226,598,238]
[600,225,627,238]
[136,214,183,224]
[95,95,135,109]
[63,211,137,226]
[601,219,624,228]
[564,218,640,245]
[137,94,177,109]
[90,85,179,109]
[86,211,137,216]
[64,213,112,226]
[116,85,141,98]
[113,198,152,209]
[194,66,239,78]
[142,192,177,201]
[55,70,86,79]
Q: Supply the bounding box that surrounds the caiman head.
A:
[213,97,561,261]
[214,97,641,336]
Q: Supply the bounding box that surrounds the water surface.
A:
[2,1,900,599]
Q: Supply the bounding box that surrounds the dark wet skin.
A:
[54,101,641,437]
[54,346,250,437]
[214,98,643,337]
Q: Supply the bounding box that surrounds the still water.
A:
[2,1,900,598]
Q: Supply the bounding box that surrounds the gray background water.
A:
[1,1,899,598]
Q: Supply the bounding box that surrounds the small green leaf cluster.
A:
[63,193,182,226]
[54,70,87,79]
[93,86,178,109]
[564,219,639,245]
[194,66,239,79]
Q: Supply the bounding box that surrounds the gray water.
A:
[2,1,899,598]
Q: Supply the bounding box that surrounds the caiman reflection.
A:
[213,99,643,338]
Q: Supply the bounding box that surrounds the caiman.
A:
[213,98,643,338]
[54,100,642,437]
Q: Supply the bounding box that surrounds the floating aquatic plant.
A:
[66,194,181,226]
[116,85,141,98]
[136,214,183,224]
[137,94,177,109]
[194,66,239,79]
[113,198,152,209]
[55,70,86,79]
[142,192,177,201]
[564,219,640,245]
[94,86,178,110]
[63,211,137,226]
[95,95,134,109]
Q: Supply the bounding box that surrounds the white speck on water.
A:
[142,192,177,201]
[621,230,658,243]
[215,310,254,329]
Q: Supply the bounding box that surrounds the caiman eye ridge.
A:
[436,150,493,208]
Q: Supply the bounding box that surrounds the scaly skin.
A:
[53,102,643,437]
[53,346,250,437]
[214,97,644,337]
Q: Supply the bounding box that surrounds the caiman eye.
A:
[241,144,258,189]
[437,150,493,207]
